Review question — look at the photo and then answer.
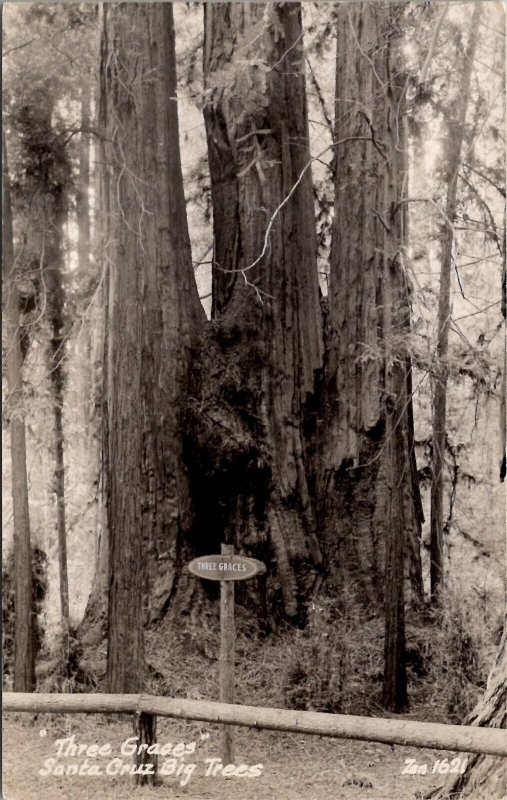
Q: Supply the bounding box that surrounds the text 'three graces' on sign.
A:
[187,554,266,581]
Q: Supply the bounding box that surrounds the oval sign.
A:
[187,554,266,581]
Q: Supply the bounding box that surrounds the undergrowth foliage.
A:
[2,547,47,684]
[44,580,497,726]
[3,550,97,693]
[280,589,493,721]
[407,585,496,724]
[282,600,369,714]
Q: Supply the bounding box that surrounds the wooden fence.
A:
[4,692,507,758]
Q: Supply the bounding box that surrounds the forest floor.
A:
[2,712,461,800]
[4,608,498,800]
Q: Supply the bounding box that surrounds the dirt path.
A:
[2,714,461,800]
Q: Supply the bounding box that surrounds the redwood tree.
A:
[14,97,73,667]
[97,1,424,712]
[202,1,324,620]
[2,131,36,692]
[39,105,72,663]
[98,2,204,692]
[320,1,423,710]
[429,3,481,601]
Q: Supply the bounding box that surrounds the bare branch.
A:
[419,6,449,86]
[218,137,377,280]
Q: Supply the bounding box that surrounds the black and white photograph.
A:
[2,1,506,798]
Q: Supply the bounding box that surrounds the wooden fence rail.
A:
[4,692,506,758]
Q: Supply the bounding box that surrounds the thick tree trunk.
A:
[321,2,422,709]
[99,4,207,780]
[99,2,143,695]
[430,4,481,601]
[321,1,423,603]
[2,132,36,692]
[429,623,506,800]
[203,1,324,621]
[135,3,205,625]
[99,1,204,694]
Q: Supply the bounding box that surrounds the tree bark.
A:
[321,2,422,710]
[501,252,506,482]
[76,82,110,646]
[30,98,73,665]
[99,4,208,779]
[78,85,109,645]
[99,2,143,696]
[77,86,91,285]
[136,2,205,625]
[76,83,94,441]
[99,1,204,691]
[51,340,70,652]
[203,1,324,621]
[45,184,70,662]
[2,131,36,692]
[430,3,481,601]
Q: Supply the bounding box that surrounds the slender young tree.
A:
[3,1,97,670]
[16,99,73,663]
[430,3,482,601]
[78,84,110,645]
[2,131,36,692]
[77,87,91,288]
[76,83,94,441]
[501,254,506,482]
[76,82,110,645]
[47,211,71,663]
[43,111,71,662]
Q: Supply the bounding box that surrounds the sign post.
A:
[187,547,266,764]
[220,543,235,763]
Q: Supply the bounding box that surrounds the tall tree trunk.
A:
[136,2,205,625]
[78,85,111,645]
[46,212,70,662]
[202,1,324,621]
[501,251,506,482]
[99,1,143,696]
[2,132,36,692]
[99,0,203,682]
[77,86,91,284]
[99,3,205,779]
[76,83,109,645]
[321,2,422,710]
[99,5,147,774]
[76,84,93,440]
[35,98,72,666]
[430,3,481,601]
